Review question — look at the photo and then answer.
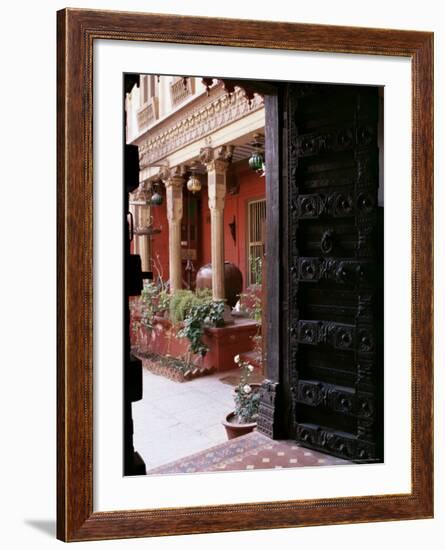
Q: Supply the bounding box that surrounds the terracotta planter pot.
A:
[222,412,257,440]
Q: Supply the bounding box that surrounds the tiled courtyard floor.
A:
[132,367,236,470]
[149,431,350,474]
[132,365,352,474]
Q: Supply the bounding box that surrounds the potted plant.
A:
[222,355,262,440]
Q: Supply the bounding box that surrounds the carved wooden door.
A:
[286,83,383,463]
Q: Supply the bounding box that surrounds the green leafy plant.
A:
[169,290,194,325]
[139,281,159,330]
[133,279,171,332]
[232,355,261,423]
[178,299,225,356]
[169,288,212,325]
[157,288,171,314]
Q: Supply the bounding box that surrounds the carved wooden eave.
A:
[135,84,264,169]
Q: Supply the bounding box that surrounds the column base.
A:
[222,304,234,325]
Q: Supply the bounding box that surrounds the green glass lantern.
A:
[248,133,265,173]
[150,182,163,206]
[248,151,264,172]
[150,191,163,206]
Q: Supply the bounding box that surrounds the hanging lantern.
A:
[150,191,163,206]
[248,133,265,174]
[129,184,160,235]
[248,151,264,172]
[150,184,163,206]
[187,165,202,194]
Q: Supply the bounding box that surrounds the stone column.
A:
[129,184,151,273]
[162,166,185,293]
[200,145,234,301]
[128,190,140,257]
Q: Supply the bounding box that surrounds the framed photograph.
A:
[57,8,433,542]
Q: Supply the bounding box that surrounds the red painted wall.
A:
[200,168,265,291]
[232,169,265,288]
[150,200,170,281]
[147,167,265,291]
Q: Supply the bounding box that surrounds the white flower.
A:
[243,384,252,394]
[234,354,240,364]
[247,364,254,372]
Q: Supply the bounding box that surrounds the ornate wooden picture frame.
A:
[57,8,433,542]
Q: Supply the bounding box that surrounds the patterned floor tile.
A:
[147,431,351,475]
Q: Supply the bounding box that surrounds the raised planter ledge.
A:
[131,314,259,371]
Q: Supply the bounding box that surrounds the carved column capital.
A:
[199,145,234,173]
[161,165,185,225]
[157,164,170,182]
[160,165,186,188]
[199,146,214,166]
[215,144,234,162]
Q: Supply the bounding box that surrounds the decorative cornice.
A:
[138,87,263,167]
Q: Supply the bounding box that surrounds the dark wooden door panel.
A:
[286,83,383,463]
